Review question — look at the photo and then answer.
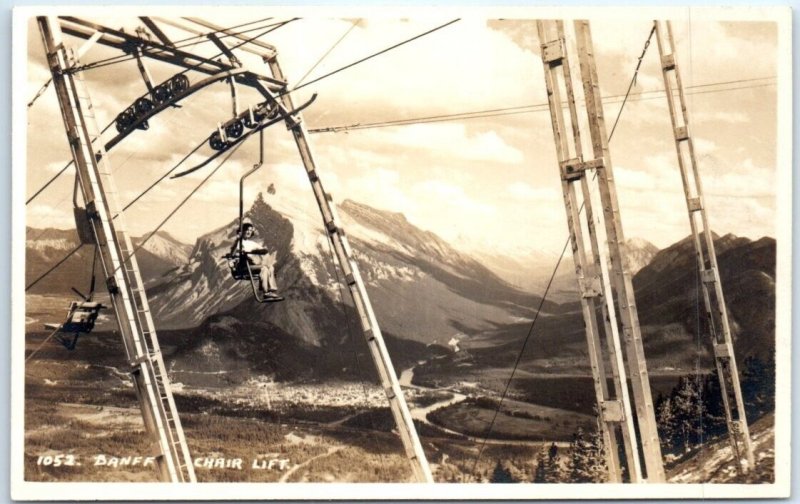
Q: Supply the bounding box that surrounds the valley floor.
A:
[23,369,775,484]
[22,323,774,484]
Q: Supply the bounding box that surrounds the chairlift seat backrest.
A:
[61,300,104,333]
[228,253,260,281]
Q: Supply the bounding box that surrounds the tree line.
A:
[488,353,775,483]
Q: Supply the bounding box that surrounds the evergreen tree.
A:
[533,449,548,483]
[655,394,677,453]
[699,373,726,437]
[742,354,776,418]
[568,428,592,482]
[670,376,705,453]
[490,461,516,483]
[586,428,608,482]
[568,427,607,483]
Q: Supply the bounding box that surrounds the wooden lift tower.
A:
[536,20,665,483]
[37,15,432,482]
[654,20,755,473]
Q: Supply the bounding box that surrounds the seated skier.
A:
[231,221,281,300]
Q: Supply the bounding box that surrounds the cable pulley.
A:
[172,93,317,178]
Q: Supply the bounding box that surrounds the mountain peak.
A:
[340,199,408,223]
[624,237,659,274]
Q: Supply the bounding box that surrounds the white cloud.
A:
[346,168,412,214]
[27,203,75,229]
[362,123,524,164]
[693,137,718,156]
[693,110,749,124]
[506,181,559,201]
[614,166,659,190]
[412,180,495,216]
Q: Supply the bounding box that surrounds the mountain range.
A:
[25,228,191,295]
[25,194,776,386]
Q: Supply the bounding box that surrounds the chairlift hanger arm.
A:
[171,92,317,179]
[239,129,265,235]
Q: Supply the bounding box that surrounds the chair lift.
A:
[222,129,284,304]
[44,246,105,350]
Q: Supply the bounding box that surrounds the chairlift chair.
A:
[45,299,105,350]
[43,245,105,350]
[221,129,284,304]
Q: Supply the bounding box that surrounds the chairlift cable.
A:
[469,237,569,476]
[26,161,74,206]
[25,327,62,363]
[293,19,361,89]
[77,18,297,74]
[27,78,52,108]
[26,119,116,205]
[88,245,98,297]
[607,24,656,142]
[25,129,239,292]
[119,140,207,213]
[290,18,460,93]
[111,135,247,277]
[172,16,275,45]
[25,243,84,292]
[308,77,776,134]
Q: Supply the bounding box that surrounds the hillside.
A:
[412,232,777,395]
[668,412,774,483]
[633,233,776,367]
[25,199,775,387]
[25,228,191,295]
[136,194,552,380]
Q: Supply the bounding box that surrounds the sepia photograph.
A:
[11,6,791,500]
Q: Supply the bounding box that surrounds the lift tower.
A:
[37,17,195,482]
[536,20,665,483]
[37,15,433,482]
[654,20,755,473]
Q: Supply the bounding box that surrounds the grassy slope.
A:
[667,412,775,484]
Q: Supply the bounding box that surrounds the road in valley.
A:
[399,364,568,448]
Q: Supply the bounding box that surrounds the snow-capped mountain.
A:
[135,192,559,383]
[26,197,774,385]
[133,231,192,269]
[25,227,192,294]
[625,237,659,274]
[147,194,552,348]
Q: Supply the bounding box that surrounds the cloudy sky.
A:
[24,10,786,257]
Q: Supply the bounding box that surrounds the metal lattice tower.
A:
[536,19,665,483]
[37,16,196,482]
[654,19,755,474]
[37,15,433,483]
